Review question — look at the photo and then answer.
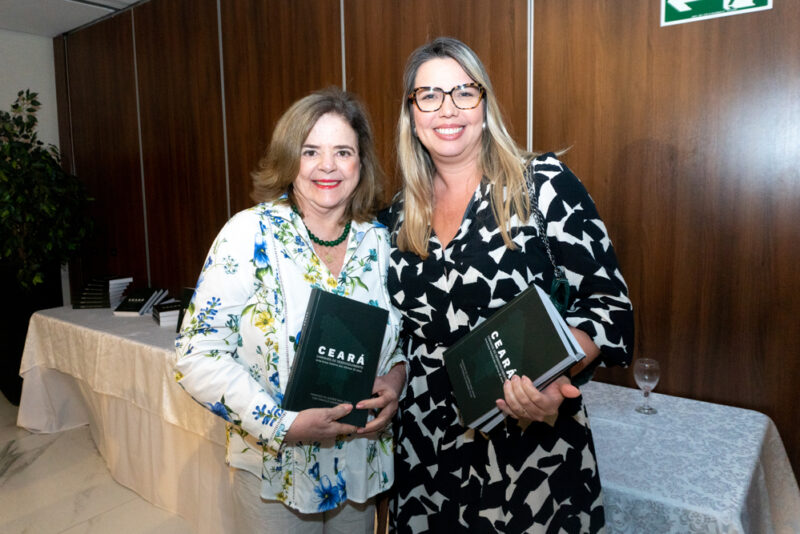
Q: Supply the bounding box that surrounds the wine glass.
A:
[634,358,660,414]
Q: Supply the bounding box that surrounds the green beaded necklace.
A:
[291,204,351,247]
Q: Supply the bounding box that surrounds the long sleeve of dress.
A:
[174,210,296,455]
[532,154,634,370]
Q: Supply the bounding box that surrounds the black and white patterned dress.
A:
[382,154,634,533]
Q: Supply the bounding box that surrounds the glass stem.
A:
[643,390,650,409]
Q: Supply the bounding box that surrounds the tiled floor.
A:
[0,393,194,534]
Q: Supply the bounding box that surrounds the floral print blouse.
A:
[174,200,404,514]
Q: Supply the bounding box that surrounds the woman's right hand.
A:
[283,403,359,443]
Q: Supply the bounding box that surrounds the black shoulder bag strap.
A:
[524,162,571,315]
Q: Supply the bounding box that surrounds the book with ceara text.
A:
[443,284,585,432]
[282,288,389,426]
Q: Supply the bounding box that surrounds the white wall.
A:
[0,29,59,148]
[1,29,68,302]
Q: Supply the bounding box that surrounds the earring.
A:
[482,121,487,130]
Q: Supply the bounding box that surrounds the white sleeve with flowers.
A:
[174,209,296,455]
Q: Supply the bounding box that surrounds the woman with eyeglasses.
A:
[381,37,634,532]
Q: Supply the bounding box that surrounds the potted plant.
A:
[0,89,93,403]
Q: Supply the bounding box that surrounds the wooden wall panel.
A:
[53,36,73,177]
[65,12,148,291]
[133,0,228,295]
[221,0,342,214]
[344,0,528,203]
[533,0,800,475]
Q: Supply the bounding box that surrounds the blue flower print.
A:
[223,256,239,274]
[368,249,378,262]
[194,297,220,335]
[314,475,342,512]
[249,364,261,380]
[336,472,347,501]
[355,231,365,241]
[252,404,284,427]
[309,462,320,480]
[289,329,303,351]
[253,234,270,268]
[268,371,280,388]
[225,314,240,331]
[207,401,232,422]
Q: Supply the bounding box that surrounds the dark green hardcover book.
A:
[443,284,586,432]
[282,288,389,426]
[113,287,159,317]
[72,277,112,309]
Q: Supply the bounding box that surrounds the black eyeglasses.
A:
[408,83,485,112]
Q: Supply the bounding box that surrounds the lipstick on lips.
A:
[313,179,341,189]
[434,125,465,139]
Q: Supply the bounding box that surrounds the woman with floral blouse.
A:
[175,87,405,533]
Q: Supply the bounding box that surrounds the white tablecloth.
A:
[582,382,800,533]
[17,307,800,533]
[17,307,233,534]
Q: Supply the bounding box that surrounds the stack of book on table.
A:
[108,277,133,309]
[72,276,133,309]
[113,287,168,317]
[152,297,182,328]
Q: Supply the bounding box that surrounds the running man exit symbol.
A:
[667,0,701,11]
[662,0,772,26]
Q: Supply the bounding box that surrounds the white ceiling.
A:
[0,0,140,38]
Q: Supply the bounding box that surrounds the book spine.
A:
[141,289,164,315]
[281,289,321,408]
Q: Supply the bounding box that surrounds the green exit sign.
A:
[662,0,772,26]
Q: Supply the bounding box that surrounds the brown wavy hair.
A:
[251,87,384,223]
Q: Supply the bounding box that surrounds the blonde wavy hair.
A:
[396,37,534,258]
[251,87,384,224]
